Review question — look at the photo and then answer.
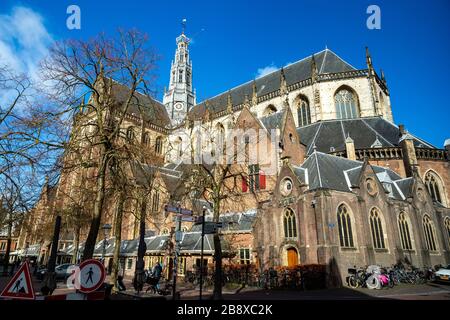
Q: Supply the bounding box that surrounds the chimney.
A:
[345,135,356,161]
[398,124,418,177]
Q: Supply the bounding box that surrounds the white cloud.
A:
[256,63,278,78]
[0,6,53,81]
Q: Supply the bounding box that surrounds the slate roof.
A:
[294,151,413,201]
[259,112,284,134]
[297,116,436,156]
[108,80,171,128]
[130,162,184,195]
[190,209,257,233]
[189,49,355,119]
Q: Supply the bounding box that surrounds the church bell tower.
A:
[163,20,196,126]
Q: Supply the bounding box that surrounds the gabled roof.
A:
[109,80,171,128]
[190,49,355,119]
[190,209,257,233]
[300,151,363,192]
[130,161,183,195]
[295,151,412,201]
[259,112,284,133]
[297,116,436,156]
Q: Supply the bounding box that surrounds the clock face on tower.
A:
[174,102,184,111]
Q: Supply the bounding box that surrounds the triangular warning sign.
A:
[0,261,35,300]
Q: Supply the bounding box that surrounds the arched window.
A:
[423,215,437,251]
[424,171,445,205]
[155,136,162,154]
[263,105,277,116]
[283,208,297,238]
[337,204,354,248]
[152,191,160,213]
[369,207,385,249]
[126,126,135,141]
[398,212,413,250]
[161,228,169,235]
[335,87,359,119]
[297,96,311,127]
[143,132,150,146]
[444,217,450,245]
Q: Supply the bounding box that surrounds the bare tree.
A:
[40,29,160,260]
[180,113,264,299]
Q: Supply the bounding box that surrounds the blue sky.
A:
[1,0,449,146]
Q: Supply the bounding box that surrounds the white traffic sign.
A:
[78,259,106,293]
[0,261,35,300]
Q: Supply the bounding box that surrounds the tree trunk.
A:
[111,192,125,291]
[82,151,108,260]
[133,196,147,292]
[2,217,12,276]
[71,226,80,264]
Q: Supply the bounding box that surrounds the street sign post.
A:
[202,222,224,234]
[0,261,35,300]
[78,259,106,294]
[164,203,194,300]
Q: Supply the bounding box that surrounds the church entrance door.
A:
[287,248,298,267]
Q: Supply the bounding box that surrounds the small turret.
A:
[345,134,356,160]
[280,67,288,97]
[311,54,318,82]
[227,91,233,114]
[252,80,258,107]
[398,124,418,177]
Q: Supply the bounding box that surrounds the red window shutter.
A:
[259,171,266,189]
[242,176,248,192]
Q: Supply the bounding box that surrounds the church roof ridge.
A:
[191,49,356,118]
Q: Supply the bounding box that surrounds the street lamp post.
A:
[172,203,182,300]
[199,206,206,300]
[101,224,112,265]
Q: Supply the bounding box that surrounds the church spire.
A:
[366,46,374,75]
[163,19,196,126]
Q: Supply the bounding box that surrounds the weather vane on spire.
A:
[181,18,187,34]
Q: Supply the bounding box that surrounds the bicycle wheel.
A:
[366,275,380,289]
[347,276,359,289]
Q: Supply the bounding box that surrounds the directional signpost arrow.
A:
[173,215,196,222]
